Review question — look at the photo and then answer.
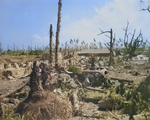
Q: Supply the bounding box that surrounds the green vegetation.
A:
[68,65,81,74]
[0,49,44,56]
[0,104,23,120]
[103,76,150,119]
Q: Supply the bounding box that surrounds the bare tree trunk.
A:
[50,24,53,64]
[55,0,62,71]
[109,28,113,66]
[91,55,95,69]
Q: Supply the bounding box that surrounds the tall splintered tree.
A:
[55,0,62,70]
[49,24,53,64]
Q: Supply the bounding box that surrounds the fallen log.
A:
[109,77,133,83]
[0,77,30,100]
[82,70,133,83]
[86,87,103,92]
[66,69,133,83]
[81,70,107,75]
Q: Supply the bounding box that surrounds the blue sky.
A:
[0,0,150,50]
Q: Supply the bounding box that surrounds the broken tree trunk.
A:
[50,24,53,64]
[55,0,62,71]
[91,55,95,69]
[109,28,113,66]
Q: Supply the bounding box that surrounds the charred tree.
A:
[55,0,62,71]
[50,24,53,64]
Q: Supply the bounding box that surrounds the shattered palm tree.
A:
[16,61,72,120]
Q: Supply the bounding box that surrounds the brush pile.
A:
[16,61,72,120]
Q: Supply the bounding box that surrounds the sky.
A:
[0,0,150,50]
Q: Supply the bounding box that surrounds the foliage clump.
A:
[123,76,150,119]
[0,103,23,120]
[68,65,81,74]
[92,75,114,88]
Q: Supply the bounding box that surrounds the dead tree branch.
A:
[140,0,150,12]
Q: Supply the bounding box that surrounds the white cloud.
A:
[60,0,150,45]
[62,15,69,21]
[33,34,48,43]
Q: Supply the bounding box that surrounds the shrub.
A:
[68,65,81,74]
[113,48,122,56]
[123,76,150,119]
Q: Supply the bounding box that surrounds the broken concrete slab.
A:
[3,68,26,78]
[13,63,19,69]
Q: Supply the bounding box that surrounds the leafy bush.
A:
[34,49,43,55]
[113,56,124,66]
[123,76,150,119]
[92,75,114,88]
[113,48,122,56]
[68,65,81,74]
[106,91,124,110]
[0,104,23,120]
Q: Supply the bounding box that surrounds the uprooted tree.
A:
[16,61,72,120]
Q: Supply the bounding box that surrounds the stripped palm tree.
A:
[55,0,62,71]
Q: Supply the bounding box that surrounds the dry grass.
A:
[0,55,41,64]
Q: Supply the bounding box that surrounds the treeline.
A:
[0,38,149,59]
[0,43,49,56]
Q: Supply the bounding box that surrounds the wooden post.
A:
[109,28,113,66]
[50,24,53,65]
